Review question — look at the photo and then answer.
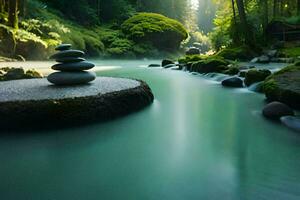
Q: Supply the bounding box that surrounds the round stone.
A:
[280,116,300,132]
[52,61,95,71]
[47,71,96,85]
[55,44,72,51]
[262,101,294,120]
[0,78,154,126]
[221,77,244,88]
[50,50,85,59]
[56,57,86,63]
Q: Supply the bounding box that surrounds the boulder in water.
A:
[262,101,294,120]
[280,116,300,132]
[221,77,244,88]
[245,69,271,86]
[262,64,300,109]
[148,64,161,67]
[162,59,174,67]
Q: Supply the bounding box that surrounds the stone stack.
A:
[47,44,96,85]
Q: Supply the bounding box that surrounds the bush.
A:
[121,12,188,51]
[216,45,258,61]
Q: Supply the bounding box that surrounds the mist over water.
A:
[0,60,299,200]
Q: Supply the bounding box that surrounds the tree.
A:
[235,0,253,45]
[8,0,18,29]
[0,0,4,13]
[297,0,300,15]
[19,0,26,18]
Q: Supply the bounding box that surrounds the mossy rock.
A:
[216,46,258,61]
[224,66,240,75]
[262,65,300,109]
[178,55,204,64]
[244,69,272,86]
[190,56,229,73]
[1,68,43,81]
[121,12,188,51]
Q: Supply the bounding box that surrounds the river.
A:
[0,60,299,200]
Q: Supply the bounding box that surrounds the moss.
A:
[278,47,300,58]
[178,55,205,64]
[190,56,229,73]
[215,45,258,61]
[262,64,300,109]
[121,12,188,51]
[244,69,272,86]
[224,66,240,75]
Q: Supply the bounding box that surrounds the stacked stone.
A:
[47,44,96,85]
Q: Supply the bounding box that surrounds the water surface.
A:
[0,60,299,200]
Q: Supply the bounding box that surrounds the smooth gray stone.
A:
[262,101,294,120]
[55,44,72,51]
[52,61,95,71]
[0,78,154,125]
[47,71,96,85]
[50,50,85,59]
[56,57,85,63]
[280,116,300,132]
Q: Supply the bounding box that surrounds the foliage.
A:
[122,12,188,51]
[215,45,258,61]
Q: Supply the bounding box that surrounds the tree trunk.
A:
[235,0,253,45]
[261,0,268,31]
[19,0,26,18]
[8,0,18,29]
[297,0,300,15]
[231,0,237,25]
[273,0,278,18]
[0,0,4,13]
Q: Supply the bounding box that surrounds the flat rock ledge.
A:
[0,77,154,127]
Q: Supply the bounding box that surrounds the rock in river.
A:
[221,77,244,88]
[262,101,294,120]
[47,71,96,85]
[52,61,95,71]
[280,116,300,132]
[50,50,85,59]
[162,59,174,67]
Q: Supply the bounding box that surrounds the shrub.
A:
[121,13,188,51]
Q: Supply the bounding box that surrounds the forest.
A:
[0,0,298,60]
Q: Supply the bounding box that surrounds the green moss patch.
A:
[263,65,300,109]
[121,12,188,51]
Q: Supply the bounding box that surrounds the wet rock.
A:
[251,55,270,64]
[221,77,244,88]
[162,59,174,67]
[148,64,161,67]
[263,64,300,109]
[262,101,294,120]
[280,116,300,132]
[244,69,271,86]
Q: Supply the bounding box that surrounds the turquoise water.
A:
[0,60,299,200]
